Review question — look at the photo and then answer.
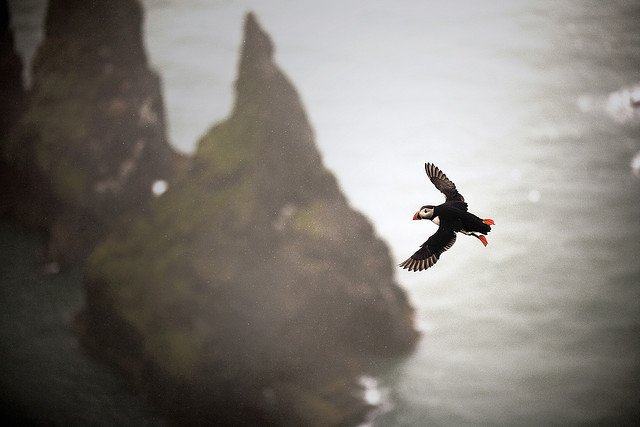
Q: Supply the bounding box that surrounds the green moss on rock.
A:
[12,0,180,264]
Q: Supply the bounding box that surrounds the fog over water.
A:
[8,0,640,424]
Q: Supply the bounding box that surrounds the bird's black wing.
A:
[399,226,457,272]
[425,163,465,203]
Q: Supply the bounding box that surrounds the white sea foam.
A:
[632,152,640,178]
[357,376,393,426]
[527,189,541,203]
[606,83,640,123]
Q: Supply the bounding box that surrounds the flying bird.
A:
[399,163,494,272]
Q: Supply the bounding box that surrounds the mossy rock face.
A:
[20,0,177,220]
[84,12,418,425]
[6,0,181,263]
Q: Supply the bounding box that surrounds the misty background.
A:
[6,0,640,424]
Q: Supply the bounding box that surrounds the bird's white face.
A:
[418,207,434,220]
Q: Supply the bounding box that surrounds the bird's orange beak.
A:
[413,211,421,220]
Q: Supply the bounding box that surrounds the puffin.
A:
[399,163,494,272]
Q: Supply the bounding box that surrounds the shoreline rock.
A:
[3,1,418,423]
[4,0,181,265]
[81,12,418,425]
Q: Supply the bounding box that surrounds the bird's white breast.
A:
[431,216,440,226]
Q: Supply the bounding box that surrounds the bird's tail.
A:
[481,218,494,234]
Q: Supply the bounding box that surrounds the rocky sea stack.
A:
[1,0,418,423]
[81,12,418,426]
[4,0,178,264]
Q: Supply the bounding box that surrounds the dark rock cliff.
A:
[6,0,178,264]
[0,0,24,138]
[0,0,41,229]
[81,12,418,426]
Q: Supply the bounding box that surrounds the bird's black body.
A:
[400,163,494,272]
[433,202,491,235]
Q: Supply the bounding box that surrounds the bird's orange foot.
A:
[483,219,495,226]
[477,235,488,246]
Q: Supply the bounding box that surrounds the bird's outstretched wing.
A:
[425,163,465,203]
[399,226,457,272]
